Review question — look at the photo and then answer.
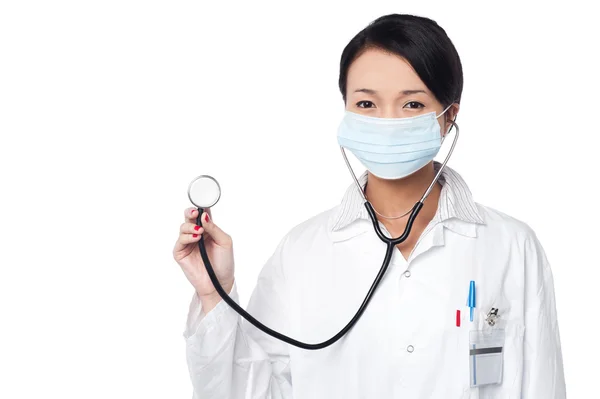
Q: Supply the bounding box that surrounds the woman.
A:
[173,13,566,398]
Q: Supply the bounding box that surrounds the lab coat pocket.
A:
[438,321,473,397]
[468,329,505,387]
[474,323,526,398]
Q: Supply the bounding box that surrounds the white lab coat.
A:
[182,163,566,398]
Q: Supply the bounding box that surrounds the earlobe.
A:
[441,116,451,136]
[442,117,455,136]
[442,123,450,137]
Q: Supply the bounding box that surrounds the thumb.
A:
[200,211,232,248]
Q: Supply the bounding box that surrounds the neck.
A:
[364,162,441,220]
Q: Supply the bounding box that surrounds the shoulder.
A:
[474,202,550,274]
[279,206,337,249]
[475,202,538,242]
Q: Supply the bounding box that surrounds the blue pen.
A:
[468,280,476,322]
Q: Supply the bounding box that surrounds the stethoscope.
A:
[187,120,459,350]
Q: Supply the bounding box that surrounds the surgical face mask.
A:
[337,105,452,180]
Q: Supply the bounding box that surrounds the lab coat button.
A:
[404,270,411,278]
[407,345,414,353]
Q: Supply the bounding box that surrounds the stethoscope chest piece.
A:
[188,175,221,209]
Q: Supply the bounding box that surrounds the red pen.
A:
[456,309,461,327]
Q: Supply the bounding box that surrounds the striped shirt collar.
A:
[328,161,485,233]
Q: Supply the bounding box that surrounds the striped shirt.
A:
[329,161,485,233]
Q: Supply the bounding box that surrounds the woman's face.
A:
[345,47,459,136]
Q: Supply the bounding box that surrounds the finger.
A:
[185,207,213,225]
[184,207,199,224]
[173,230,204,253]
[179,222,205,235]
[200,207,213,225]
[199,211,231,247]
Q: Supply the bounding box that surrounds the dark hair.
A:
[338,14,463,108]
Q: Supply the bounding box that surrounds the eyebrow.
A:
[353,88,427,95]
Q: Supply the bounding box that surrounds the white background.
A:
[1,1,597,397]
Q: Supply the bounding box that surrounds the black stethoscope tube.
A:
[195,200,424,350]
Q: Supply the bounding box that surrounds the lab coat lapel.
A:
[407,222,446,263]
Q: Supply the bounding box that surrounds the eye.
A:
[356,100,375,109]
[404,101,424,109]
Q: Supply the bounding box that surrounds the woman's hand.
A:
[173,208,235,303]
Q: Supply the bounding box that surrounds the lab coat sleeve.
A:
[521,232,566,398]
[182,236,293,399]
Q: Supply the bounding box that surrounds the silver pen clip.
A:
[485,307,499,326]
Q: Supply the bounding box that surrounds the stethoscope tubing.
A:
[196,203,421,350]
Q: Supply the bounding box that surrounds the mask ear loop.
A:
[437,103,454,119]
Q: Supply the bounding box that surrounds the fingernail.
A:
[194,225,200,231]
[193,234,198,238]
[191,210,196,215]
[205,213,210,223]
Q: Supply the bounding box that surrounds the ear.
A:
[443,103,460,136]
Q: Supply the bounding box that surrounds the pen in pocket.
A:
[468,280,476,322]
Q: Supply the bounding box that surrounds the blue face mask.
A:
[337,105,452,180]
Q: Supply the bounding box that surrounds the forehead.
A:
[346,48,427,93]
